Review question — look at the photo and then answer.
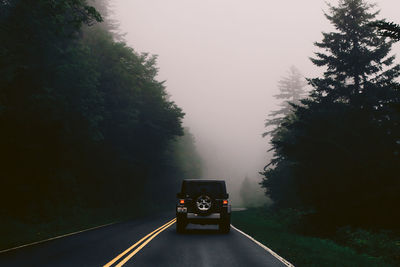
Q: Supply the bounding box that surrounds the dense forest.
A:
[262,0,400,234]
[0,0,201,238]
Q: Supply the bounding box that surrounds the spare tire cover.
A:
[195,194,214,215]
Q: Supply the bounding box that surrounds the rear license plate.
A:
[177,207,187,213]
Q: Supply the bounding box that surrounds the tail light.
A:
[223,200,228,205]
[179,199,185,204]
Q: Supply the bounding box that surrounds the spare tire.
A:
[195,194,214,216]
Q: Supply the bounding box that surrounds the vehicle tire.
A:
[176,218,186,233]
[219,219,230,233]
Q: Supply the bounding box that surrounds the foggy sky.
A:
[111,0,400,189]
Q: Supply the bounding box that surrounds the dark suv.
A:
[176,179,231,233]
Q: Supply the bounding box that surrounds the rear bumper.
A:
[184,213,222,225]
[187,212,220,219]
[176,206,231,225]
[176,205,231,215]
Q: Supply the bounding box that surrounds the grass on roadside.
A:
[232,208,392,267]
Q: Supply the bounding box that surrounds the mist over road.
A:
[0,213,288,267]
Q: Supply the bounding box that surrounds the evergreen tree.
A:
[263,66,306,136]
[0,0,197,229]
[309,0,400,106]
[261,0,400,231]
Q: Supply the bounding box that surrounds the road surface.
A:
[0,213,290,267]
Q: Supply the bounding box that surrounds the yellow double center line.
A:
[104,218,176,267]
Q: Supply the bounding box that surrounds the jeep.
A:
[176,179,231,233]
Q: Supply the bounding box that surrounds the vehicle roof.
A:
[181,179,227,195]
[183,179,225,183]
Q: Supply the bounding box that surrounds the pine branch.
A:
[370,20,400,42]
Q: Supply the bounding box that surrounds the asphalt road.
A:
[0,212,289,267]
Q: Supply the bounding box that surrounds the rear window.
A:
[183,182,225,198]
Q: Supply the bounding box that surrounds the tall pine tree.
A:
[309,0,400,106]
[261,0,400,231]
[264,66,306,137]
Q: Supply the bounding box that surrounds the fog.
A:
[111,0,400,201]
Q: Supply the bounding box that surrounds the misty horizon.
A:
[112,0,400,189]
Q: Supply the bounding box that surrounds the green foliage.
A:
[233,208,391,266]
[0,0,199,237]
[261,0,400,232]
[336,227,400,265]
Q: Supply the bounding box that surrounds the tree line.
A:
[262,0,400,233]
[0,0,201,224]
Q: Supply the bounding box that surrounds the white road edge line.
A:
[0,222,117,254]
[231,225,294,267]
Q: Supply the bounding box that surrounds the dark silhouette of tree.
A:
[261,0,400,232]
[309,0,399,106]
[0,0,201,229]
